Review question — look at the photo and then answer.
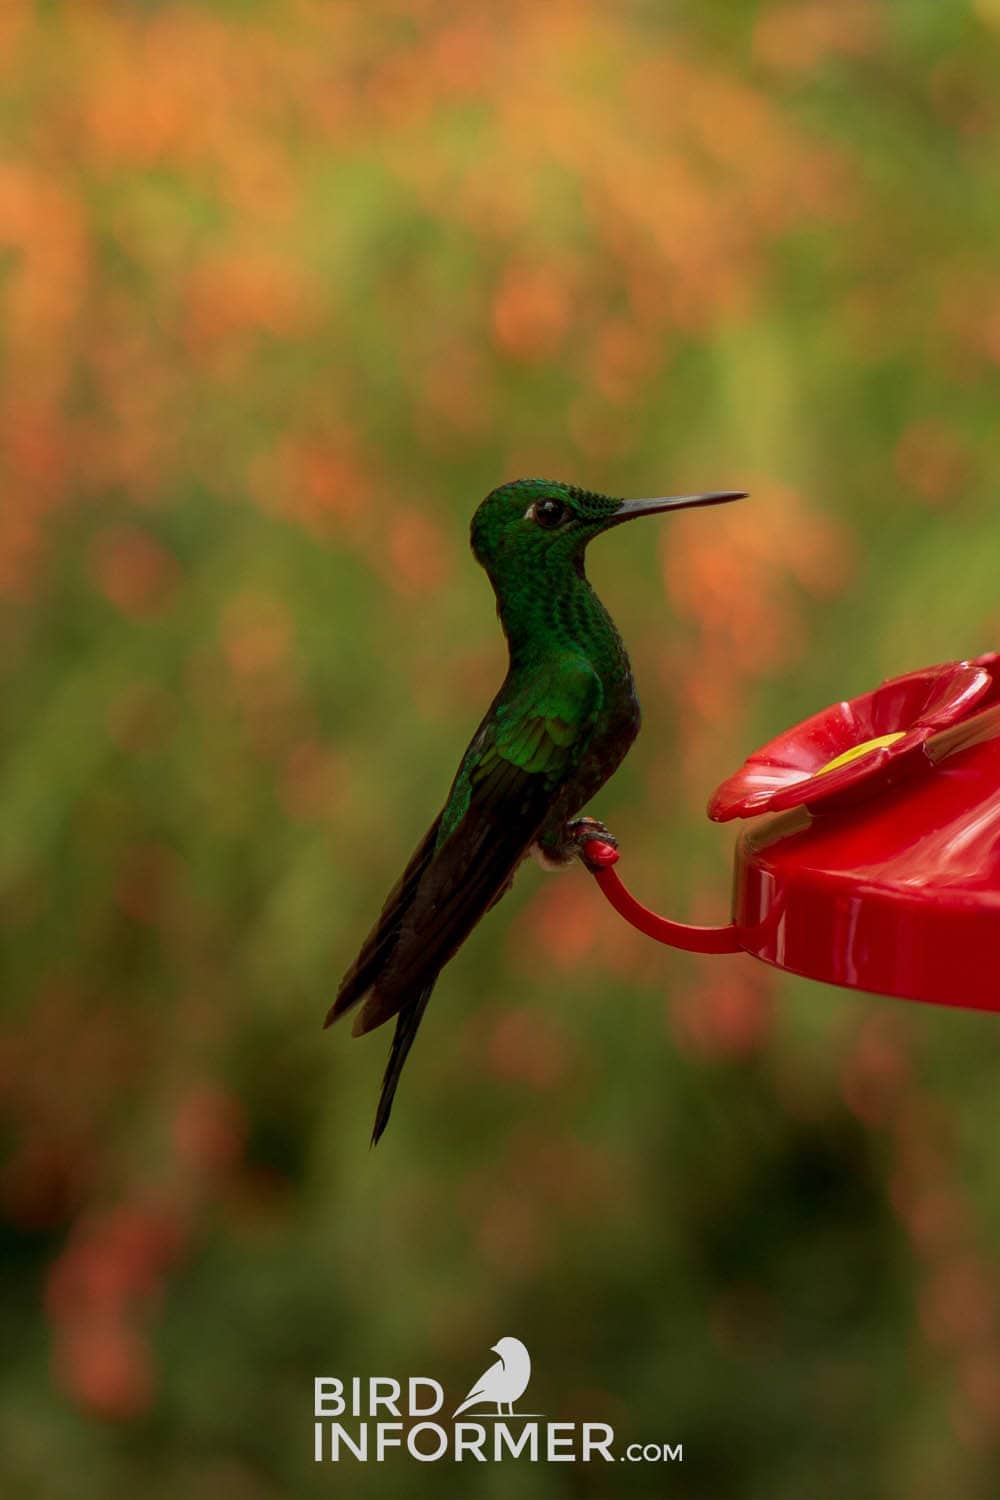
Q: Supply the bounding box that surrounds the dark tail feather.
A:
[370,983,434,1145]
[325,815,442,1028]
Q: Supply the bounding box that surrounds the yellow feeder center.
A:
[815,731,907,778]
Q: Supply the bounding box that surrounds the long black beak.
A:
[608,490,748,525]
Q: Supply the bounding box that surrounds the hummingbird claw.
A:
[564,817,619,858]
[530,817,620,872]
[566,815,617,843]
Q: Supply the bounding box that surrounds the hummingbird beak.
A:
[608,490,748,525]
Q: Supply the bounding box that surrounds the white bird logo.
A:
[453,1336,532,1417]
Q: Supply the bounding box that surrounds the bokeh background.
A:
[2,1,999,1496]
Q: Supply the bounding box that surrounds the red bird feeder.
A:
[582,653,1000,1013]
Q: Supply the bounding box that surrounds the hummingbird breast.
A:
[497,559,644,840]
[540,655,641,844]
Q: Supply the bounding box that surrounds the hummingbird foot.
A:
[529,815,619,870]
[565,816,621,872]
[565,816,618,851]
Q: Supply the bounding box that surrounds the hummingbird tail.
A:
[370,983,434,1146]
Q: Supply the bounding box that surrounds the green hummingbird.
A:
[328,478,746,1142]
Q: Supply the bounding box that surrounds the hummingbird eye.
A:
[533,498,568,530]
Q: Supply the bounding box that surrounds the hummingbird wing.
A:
[353,657,602,1035]
[325,814,444,1026]
[329,658,602,1143]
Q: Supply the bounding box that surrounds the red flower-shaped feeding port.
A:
[709,656,997,823]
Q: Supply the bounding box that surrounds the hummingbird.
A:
[327,478,746,1142]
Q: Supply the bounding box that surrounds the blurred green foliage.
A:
[0,1,999,1496]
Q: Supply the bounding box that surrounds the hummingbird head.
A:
[470,478,746,585]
